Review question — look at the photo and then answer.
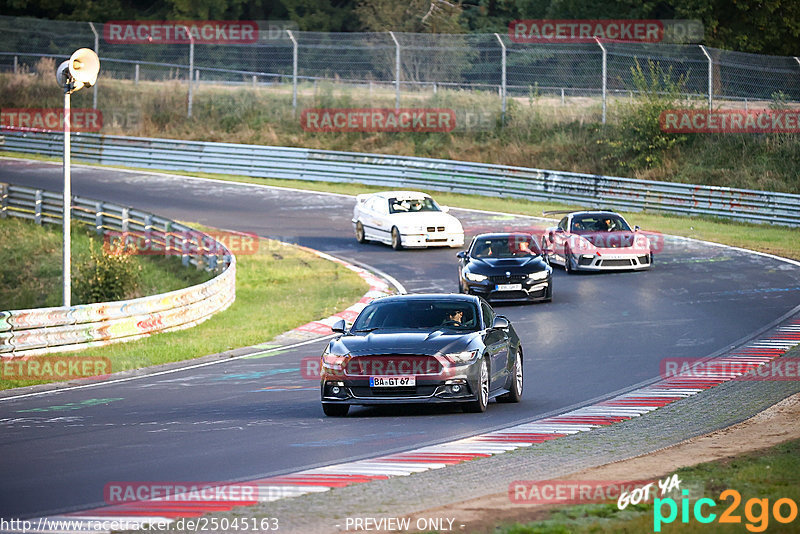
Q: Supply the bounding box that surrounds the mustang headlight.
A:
[322,349,349,371]
[464,271,487,282]
[442,350,478,366]
[528,270,549,281]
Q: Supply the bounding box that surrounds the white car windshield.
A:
[388,197,440,214]
[571,215,631,233]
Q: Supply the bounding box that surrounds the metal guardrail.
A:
[0,182,236,357]
[2,130,799,226]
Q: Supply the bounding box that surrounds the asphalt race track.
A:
[2,158,800,519]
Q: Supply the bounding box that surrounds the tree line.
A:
[2,0,798,56]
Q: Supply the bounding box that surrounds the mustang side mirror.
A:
[331,318,346,334]
[456,251,467,259]
[492,316,509,330]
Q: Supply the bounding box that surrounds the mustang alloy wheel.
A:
[464,358,489,413]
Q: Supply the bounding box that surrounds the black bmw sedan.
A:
[457,233,553,303]
[320,294,523,417]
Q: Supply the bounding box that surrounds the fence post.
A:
[184,25,194,118]
[135,63,139,85]
[89,22,99,110]
[287,30,298,116]
[389,31,400,110]
[13,55,18,74]
[494,33,507,124]
[700,45,712,111]
[595,37,607,124]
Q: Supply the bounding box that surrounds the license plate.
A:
[496,283,522,291]
[370,376,415,387]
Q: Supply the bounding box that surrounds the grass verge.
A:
[0,223,368,390]
[494,438,800,533]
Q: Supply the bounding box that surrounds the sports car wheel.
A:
[497,349,523,403]
[322,404,349,417]
[391,227,403,250]
[464,358,489,413]
[564,247,576,274]
[355,221,366,244]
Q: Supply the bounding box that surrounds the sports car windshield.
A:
[388,197,440,214]
[351,300,480,332]
[571,215,631,233]
[471,235,541,259]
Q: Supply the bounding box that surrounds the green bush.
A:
[601,60,688,170]
[73,240,141,304]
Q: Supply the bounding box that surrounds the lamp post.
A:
[56,48,100,307]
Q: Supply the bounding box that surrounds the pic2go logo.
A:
[654,490,798,532]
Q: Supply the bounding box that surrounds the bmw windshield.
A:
[388,197,441,213]
[470,235,541,259]
[351,300,480,332]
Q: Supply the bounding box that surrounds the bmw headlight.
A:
[464,271,488,282]
[528,270,549,281]
[442,350,478,366]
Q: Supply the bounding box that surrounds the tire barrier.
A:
[0,182,236,358]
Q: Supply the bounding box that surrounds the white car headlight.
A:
[464,272,487,282]
[528,270,549,280]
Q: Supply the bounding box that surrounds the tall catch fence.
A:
[1,15,799,121]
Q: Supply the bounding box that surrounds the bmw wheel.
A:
[355,221,366,244]
[497,349,523,403]
[391,227,403,250]
[464,358,489,413]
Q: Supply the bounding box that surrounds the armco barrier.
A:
[2,130,799,226]
[0,182,236,358]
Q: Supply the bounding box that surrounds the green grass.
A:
[493,439,800,534]
[0,217,211,310]
[0,221,368,390]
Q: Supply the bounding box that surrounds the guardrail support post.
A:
[700,45,713,111]
[135,63,139,85]
[287,30,299,116]
[389,31,400,110]
[595,37,607,125]
[494,33,507,124]
[95,201,103,234]
[1,183,9,219]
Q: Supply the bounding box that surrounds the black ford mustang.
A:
[320,294,523,416]
[458,233,553,303]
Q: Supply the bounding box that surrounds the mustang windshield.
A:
[471,235,541,259]
[352,300,480,332]
[389,197,440,214]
